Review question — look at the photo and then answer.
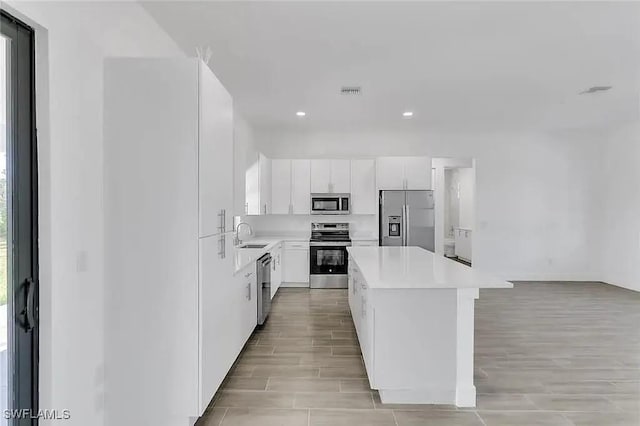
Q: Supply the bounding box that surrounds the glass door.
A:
[1,10,39,425]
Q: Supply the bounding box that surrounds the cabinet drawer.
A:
[284,241,310,250]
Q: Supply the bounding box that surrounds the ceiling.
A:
[142,1,640,133]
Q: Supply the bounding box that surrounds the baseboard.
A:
[601,280,640,292]
[506,274,600,282]
[455,384,477,407]
[280,282,310,288]
[378,387,457,405]
[510,280,640,293]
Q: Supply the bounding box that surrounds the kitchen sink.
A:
[239,244,268,249]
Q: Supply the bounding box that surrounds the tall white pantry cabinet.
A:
[104,58,240,426]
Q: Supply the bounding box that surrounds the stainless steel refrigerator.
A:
[379,190,435,252]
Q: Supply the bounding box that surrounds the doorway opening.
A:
[433,158,475,266]
[1,9,39,424]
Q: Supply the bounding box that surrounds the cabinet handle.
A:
[218,234,226,259]
[245,272,253,278]
[217,209,226,233]
[245,203,249,215]
[246,283,251,300]
[288,203,293,215]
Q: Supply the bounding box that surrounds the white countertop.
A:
[347,246,513,290]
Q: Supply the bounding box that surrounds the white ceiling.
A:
[142,1,640,133]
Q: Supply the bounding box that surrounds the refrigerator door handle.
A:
[405,205,410,246]
[402,204,407,246]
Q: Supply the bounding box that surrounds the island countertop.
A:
[347,246,513,290]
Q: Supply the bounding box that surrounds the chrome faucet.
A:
[234,222,253,246]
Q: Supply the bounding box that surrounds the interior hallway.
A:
[199,284,640,426]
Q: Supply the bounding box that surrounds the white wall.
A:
[256,129,603,281]
[4,2,184,425]
[457,168,475,230]
[601,123,640,291]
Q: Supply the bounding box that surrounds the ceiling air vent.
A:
[341,86,362,96]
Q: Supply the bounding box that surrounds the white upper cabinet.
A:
[291,160,311,214]
[331,160,351,193]
[351,159,376,214]
[403,156,432,190]
[198,62,234,237]
[310,159,332,193]
[311,159,351,193]
[246,153,271,215]
[245,152,260,215]
[259,153,272,214]
[271,160,292,214]
[376,157,406,190]
[377,156,432,190]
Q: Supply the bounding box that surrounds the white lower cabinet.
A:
[235,261,258,349]
[199,235,236,410]
[271,243,283,297]
[348,259,374,386]
[283,242,310,283]
[454,229,472,262]
[200,235,258,411]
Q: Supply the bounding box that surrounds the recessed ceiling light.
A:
[296,111,306,117]
[402,111,414,118]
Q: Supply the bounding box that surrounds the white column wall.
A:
[4,3,184,425]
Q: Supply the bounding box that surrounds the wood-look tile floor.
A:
[199,283,640,426]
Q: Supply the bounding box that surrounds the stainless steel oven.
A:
[311,193,350,215]
[309,223,351,288]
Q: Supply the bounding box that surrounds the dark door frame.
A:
[1,8,39,425]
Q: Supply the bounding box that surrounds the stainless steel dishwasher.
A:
[257,253,272,325]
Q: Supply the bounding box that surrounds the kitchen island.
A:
[347,246,512,407]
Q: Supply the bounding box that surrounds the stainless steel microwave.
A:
[310,194,351,215]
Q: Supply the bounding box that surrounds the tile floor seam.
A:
[390,408,399,426]
[217,407,228,426]
[522,393,538,410]
[474,410,488,426]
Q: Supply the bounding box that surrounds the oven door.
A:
[310,245,349,275]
